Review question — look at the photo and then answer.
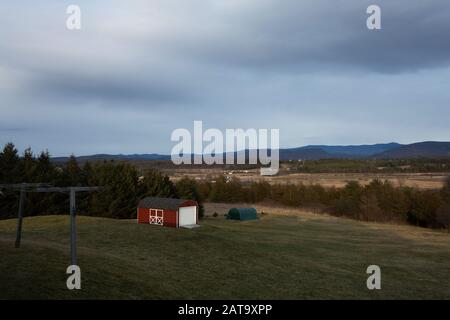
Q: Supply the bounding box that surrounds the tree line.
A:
[1,142,449,231]
[0,143,203,220]
[193,175,450,230]
[290,158,450,173]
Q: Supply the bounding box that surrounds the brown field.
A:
[166,168,449,190]
[204,201,325,218]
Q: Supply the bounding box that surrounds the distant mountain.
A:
[51,141,450,163]
[52,153,170,163]
[279,148,334,161]
[302,143,403,157]
[372,142,450,159]
[282,142,450,160]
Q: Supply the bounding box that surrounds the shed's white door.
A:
[178,206,197,226]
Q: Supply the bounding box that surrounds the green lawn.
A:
[0,213,450,299]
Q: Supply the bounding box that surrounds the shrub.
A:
[436,204,450,232]
[333,181,363,218]
[442,177,450,202]
[405,189,442,228]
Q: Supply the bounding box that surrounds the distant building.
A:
[260,168,278,176]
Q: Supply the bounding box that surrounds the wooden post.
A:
[70,188,77,266]
[15,189,26,248]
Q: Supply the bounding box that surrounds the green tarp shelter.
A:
[227,208,258,221]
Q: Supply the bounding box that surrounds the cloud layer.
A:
[1,0,450,155]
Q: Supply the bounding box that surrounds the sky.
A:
[1,0,450,156]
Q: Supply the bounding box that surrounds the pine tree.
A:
[36,150,55,183]
[21,148,37,182]
[141,169,176,198]
[0,142,20,182]
[65,154,81,185]
[175,177,204,218]
[90,162,141,219]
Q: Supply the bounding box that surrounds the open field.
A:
[166,168,449,190]
[1,212,450,299]
[203,202,326,217]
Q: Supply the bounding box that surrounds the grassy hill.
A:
[1,214,450,299]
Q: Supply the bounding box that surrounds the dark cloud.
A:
[1,0,450,155]
[29,71,197,106]
[0,126,27,132]
[157,0,450,73]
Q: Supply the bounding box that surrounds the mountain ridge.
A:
[51,141,450,162]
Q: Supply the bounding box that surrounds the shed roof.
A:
[138,197,196,210]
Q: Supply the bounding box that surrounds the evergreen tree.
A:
[65,155,81,185]
[90,162,140,219]
[334,181,363,218]
[35,150,55,183]
[21,148,37,182]
[0,142,20,183]
[175,177,204,218]
[141,169,176,198]
[0,143,21,218]
[81,161,93,185]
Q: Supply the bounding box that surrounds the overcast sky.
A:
[1,0,450,156]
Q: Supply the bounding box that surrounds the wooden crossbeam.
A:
[0,185,101,193]
[0,183,52,191]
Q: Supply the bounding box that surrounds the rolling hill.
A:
[51,141,450,163]
[52,153,171,163]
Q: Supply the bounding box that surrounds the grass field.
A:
[1,212,450,299]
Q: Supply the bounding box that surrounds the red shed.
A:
[137,197,198,228]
